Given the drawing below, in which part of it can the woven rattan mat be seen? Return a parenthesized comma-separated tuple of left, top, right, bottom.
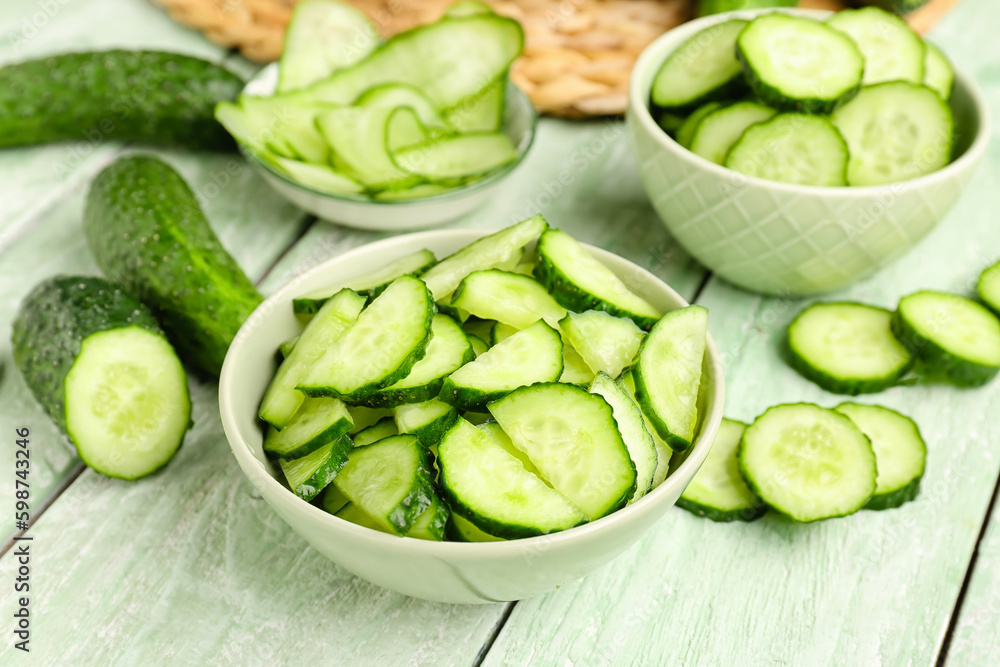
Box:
(152, 0, 960, 118)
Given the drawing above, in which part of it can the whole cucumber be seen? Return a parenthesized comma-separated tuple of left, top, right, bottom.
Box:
(0, 50, 242, 151)
(84, 155, 263, 377)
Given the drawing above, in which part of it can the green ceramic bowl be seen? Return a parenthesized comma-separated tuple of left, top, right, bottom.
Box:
(627, 8, 991, 296)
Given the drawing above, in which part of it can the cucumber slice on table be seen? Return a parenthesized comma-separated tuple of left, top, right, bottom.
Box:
(787, 302, 914, 395)
(826, 7, 926, 85)
(560, 310, 645, 379)
(333, 434, 435, 534)
(277, 0, 377, 92)
(739, 403, 877, 522)
(278, 433, 352, 501)
(725, 113, 849, 187)
(394, 133, 517, 183)
(394, 399, 459, 447)
(831, 82, 953, 187)
(439, 320, 564, 410)
(259, 289, 366, 429)
(353, 417, 398, 447)
(293, 248, 436, 315)
(590, 373, 658, 502)
(488, 383, 637, 519)
(534, 228, 661, 329)
(12, 276, 191, 481)
(923, 42, 955, 101)
(437, 419, 588, 539)
(737, 14, 863, 114)
(675, 102, 724, 149)
(298, 276, 435, 401)
(891, 291, 1000, 387)
(689, 101, 775, 165)
(650, 19, 748, 111)
(633, 305, 708, 452)
(979, 262, 1000, 317)
(263, 396, 353, 460)
(452, 270, 567, 329)
(835, 403, 926, 510)
(678, 419, 766, 522)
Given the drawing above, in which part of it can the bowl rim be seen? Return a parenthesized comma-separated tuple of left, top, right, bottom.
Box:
(627, 7, 992, 197)
(219, 228, 725, 555)
(236, 62, 539, 207)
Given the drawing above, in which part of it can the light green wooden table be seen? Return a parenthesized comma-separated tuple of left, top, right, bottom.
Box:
(0, 0, 997, 664)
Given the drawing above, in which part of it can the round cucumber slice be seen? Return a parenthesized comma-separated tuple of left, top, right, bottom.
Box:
(678, 419, 766, 522)
(650, 19, 748, 111)
(826, 7, 926, 85)
(725, 113, 848, 187)
(689, 101, 775, 165)
(675, 102, 724, 149)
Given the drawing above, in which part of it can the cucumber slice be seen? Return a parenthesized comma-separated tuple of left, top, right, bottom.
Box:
(835, 403, 926, 510)
(335, 503, 391, 533)
(468, 335, 489, 357)
(560, 342, 597, 386)
(355, 83, 451, 132)
(737, 14, 863, 114)
(590, 372, 658, 502)
(293, 249, 436, 315)
(787, 302, 914, 395)
(488, 383, 637, 519)
(678, 419, 766, 522)
(263, 396, 353, 460)
(394, 399, 458, 447)
(650, 19, 748, 111)
(675, 102, 724, 149)
(334, 434, 435, 534)
(831, 82, 953, 187)
(437, 419, 588, 538)
(277, 336, 298, 361)
(490, 321, 518, 346)
(347, 406, 393, 434)
(462, 317, 495, 342)
(739, 403, 877, 522)
(827, 7, 925, 85)
(421, 213, 548, 301)
(299, 276, 435, 400)
(316, 106, 423, 190)
(278, 434, 352, 501)
(725, 113, 849, 187)
(361, 314, 474, 408)
(690, 101, 775, 165)
(634, 305, 708, 452)
(452, 270, 567, 329)
(393, 132, 517, 182)
(892, 291, 1000, 387)
(560, 310, 645, 379)
(479, 421, 541, 477)
(439, 320, 564, 410)
(259, 288, 366, 429)
(277, 0, 377, 93)
(261, 154, 364, 196)
(621, 371, 672, 489)
(373, 184, 451, 201)
(534, 228, 661, 329)
(353, 417, 398, 447)
(449, 514, 504, 542)
(405, 495, 449, 541)
(318, 483, 351, 514)
(978, 262, 1000, 317)
(923, 42, 955, 101)
(235, 97, 334, 163)
(444, 77, 506, 133)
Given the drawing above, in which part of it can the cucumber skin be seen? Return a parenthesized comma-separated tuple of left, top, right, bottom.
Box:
(676, 497, 768, 522)
(11, 276, 191, 468)
(263, 412, 353, 460)
(405, 496, 450, 541)
(281, 435, 352, 501)
(0, 51, 241, 151)
(864, 477, 921, 511)
(84, 155, 263, 377)
(890, 303, 1000, 388)
(397, 406, 459, 448)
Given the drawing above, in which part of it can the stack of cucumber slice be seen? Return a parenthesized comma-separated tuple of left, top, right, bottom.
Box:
(257, 215, 713, 540)
(650, 8, 957, 187)
(215, 0, 525, 200)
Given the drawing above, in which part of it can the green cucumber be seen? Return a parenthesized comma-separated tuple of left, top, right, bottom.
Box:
(316, 106, 423, 190)
(443, 76, 506, 133)
(590, 372, 658, 502)
(0, 50, 242, 150)
(621, 371, 672, 489)
(393, 132, 517, 182)
(335, 503, 390, 533)
(650, 19, 748, 112)
(263, 396, 353, 460)
(318, 483, 351, 514)
(560, 342, 597, 386)
(278, 433, 352, 501)
(559, 310, 645, 379)
(394, 399, 459, 447)
(405, 495, 450, 541)
(84, 155, 263, 377)
(677, 419, 766, 522)
(355, 83, 451, 132)
(725, 114, 849, 187)
(11, 276, 191, 480)
(468, 335, 489, 357)
(827, 7, 926, 85)
(452, 270, 567, 329)
(979, 261, 1000, 317)
(220, 96, 334, 163)
(259, 154, 364, 196)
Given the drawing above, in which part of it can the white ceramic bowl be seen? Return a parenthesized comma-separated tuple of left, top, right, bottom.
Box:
(238, 64, 537, 231)
(627, 8, 991, 296)
(219, 230, 725, 604)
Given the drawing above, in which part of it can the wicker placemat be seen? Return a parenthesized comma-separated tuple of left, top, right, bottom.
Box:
(152, 0, 960, 118)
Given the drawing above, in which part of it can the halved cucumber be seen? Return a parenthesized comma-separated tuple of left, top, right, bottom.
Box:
(678, 419, 766, 522)
(979, 261, 1000, 317)
(689, 101, 775, 165)
(394, 133, 517, 183)
(737, 14, 863, 114)
(394, 398, 458, 447)
(633, 305, 708, 452)
(923, 42, 955, 101)
(590, 372, 658, 502)
(439, 320, 564, 410)
(725, 113, 849, 187)
(259, 288, 366, 429)
(739, 403, 877, 522)
(452, 270, 567, 329)
(826, 7, 925, 85)
(437, 419, 588, 539)
(534, 228, 660, 329)
(675, 102, 724, 149)
(891, 290, 1000, 387)
(831, 82, 953, 187)
(560, 310, 645, 379)
(352, 417, 398, 447)
(298, 276, 435, 401)
(650, 19, 748, 111)
(835, 403, 926, 510)
(479, 421, 541, 477)
(262, 396, 353, 460)
(488, 383, 637, 519)
(278, 433, 352, 501)
(787, 302, 914, 395)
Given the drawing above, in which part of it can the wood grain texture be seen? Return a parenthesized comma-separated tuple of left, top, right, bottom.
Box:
(947, 496, 1000, 666)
